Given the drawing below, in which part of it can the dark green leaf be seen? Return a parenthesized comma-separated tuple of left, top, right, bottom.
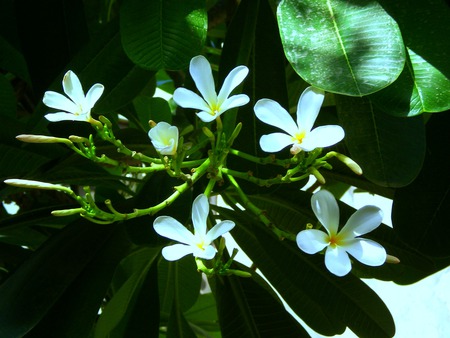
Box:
(0, 219, 119, 337)
(336, 95, 425, 187)
(392, 112, 450, 257)
(277, 0, 405, 96)
(166, 299, 197, 338)
(120, 0, 207, 70)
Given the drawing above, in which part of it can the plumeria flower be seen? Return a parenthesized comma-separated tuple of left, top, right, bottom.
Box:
(173, 55, 250, 123)
(43, 70, 104, 122)
(153, 194, 235, 261)
(148, 122, 179, 155)
(254, 86, 345, 154)
(296, 190, 386, 277)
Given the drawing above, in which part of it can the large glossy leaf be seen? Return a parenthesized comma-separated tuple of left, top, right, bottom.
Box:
(371, 0, 450, 116)
(217, 203, 395, 337)
(166, 299, 197, 338)
(215, 273, 310, 337)
(336, 95, 425, 187)
(277, 0, 405, 96)
(94, 247, 160, 338)
(392, 112, 450, 257)
(0, 220, 119, 337)
(0, 35, 30, 82)
(24, 225, 130, 338)
(120, 0, 207, 70)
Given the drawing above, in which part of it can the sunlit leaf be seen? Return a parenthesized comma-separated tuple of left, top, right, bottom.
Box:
(277, 0, 405, 96)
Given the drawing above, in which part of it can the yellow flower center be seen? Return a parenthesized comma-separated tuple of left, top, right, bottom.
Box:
(292, 130, 306, 144)
(328, 234, 341, 248)
(209, 103, 220, 116)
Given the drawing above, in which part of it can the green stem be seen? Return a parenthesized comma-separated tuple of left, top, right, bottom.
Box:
(228, 148, 292, 167)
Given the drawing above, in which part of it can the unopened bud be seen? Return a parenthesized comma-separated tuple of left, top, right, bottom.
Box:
(52, 208, 84, 216)
(99, 115, 113, 128)
(228, 269, 252, 278)
(4, 179, 73, 194)
(16, 134, 72, 145)
(227, 122, 242, 146)
(202, 127, 215, 140)
(69, 135, 89, 143)
(148, 120, 157, 128)
(335, 153, 363, 175)
(385, 254, 400, 264)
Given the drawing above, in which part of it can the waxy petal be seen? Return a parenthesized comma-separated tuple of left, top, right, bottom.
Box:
(162, 244, 194, 261)
(173, 88, 211, 112)
(196, 110, 217, 123)
(190, 55, 217, 105)
(62, 70, 85, 104)
(192, 245, 217, 260)
(85, 83, 104, 109)
(45, 112, 88, 122)
(343, 238, 387, 267)
(192, 194, 209, 237)
(296, 86, 325, 133)
(301, 125, 345, 151)
(217, 65, 249, 104)
(296, 229, 329, 254)
(259, 133, 294, 153)
(219, 94, 250, 113)
(311, 190, 340, 236)
(254, 99, 298, 137)
(324, 246, 352, 277)
(153, 216, 196, 245)
(148, 122, 179, 155)
(205, 220, 235, 244)
(340, 205, 383, 238)
(43, 91, 78, 114)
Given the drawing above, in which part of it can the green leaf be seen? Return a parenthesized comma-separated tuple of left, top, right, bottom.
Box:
(392, 112, 450, 257)
(372, 0, 450, 115)
(94, 247, 160, 338)
(215, 274, 310, 337)
(0, 35, 30, 82)
(217, 204, 395, 337)
(166, 299, 197, 338)
(133, 96, 172, 131)
(24, 225, 130, 338)
(277, 0, 405, 96)
(120, 0, 207, 70)
(158, 257, 202, 317)
(0, 220, 119, 337)
(184, 293, 220, 334)
(336, 95, 425, 187)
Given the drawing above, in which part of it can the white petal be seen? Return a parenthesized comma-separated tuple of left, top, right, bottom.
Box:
(339, 206, 383, 238)
(219, 94, 250, 112)
(161, 244, 194, 261)
(217, 65, 249, 104)
(296, 229, 329, 254)
(205, 220, 235, 244)
(311, 190, 340, 236)
(85, 83, 104, 109)
(153, 216, 195, 245)
(189, 55, 217, 105)
(62, 70, 85, 104)
(44, 112, 88, 122)
(296, 86, 325, 133)
(173, 88, 211, 112)
(193, 245, 216, 260)
(43, 91, 78, 113)
(151, 138, 176, 155)
(300, 125, 345, 151)
(196, 111, 217, 123)
(259, 133, 294, 153)
(343, 238, 386, 266)
(191, 194, 209, 236)
(254, 99, 298, 137)
(324, 246, 352, 277)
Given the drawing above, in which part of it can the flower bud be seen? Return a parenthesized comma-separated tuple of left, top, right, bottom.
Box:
(4, 179, 73, 194)
(69, 135, 89, 143)
(16, 134, 72, 145)
(385, 254, 400, 264)
(51, 208, 84, 216)
(334, 153, 363, 175)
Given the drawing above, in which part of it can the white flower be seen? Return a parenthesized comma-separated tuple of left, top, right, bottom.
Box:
(148, 122, 179, 155)
(296, 190, 386, 277)
(254, 86, 345, 154)
(173, 55, 250, 123)
(153, 194, 235, 261)
(43, 70, 104, 122)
